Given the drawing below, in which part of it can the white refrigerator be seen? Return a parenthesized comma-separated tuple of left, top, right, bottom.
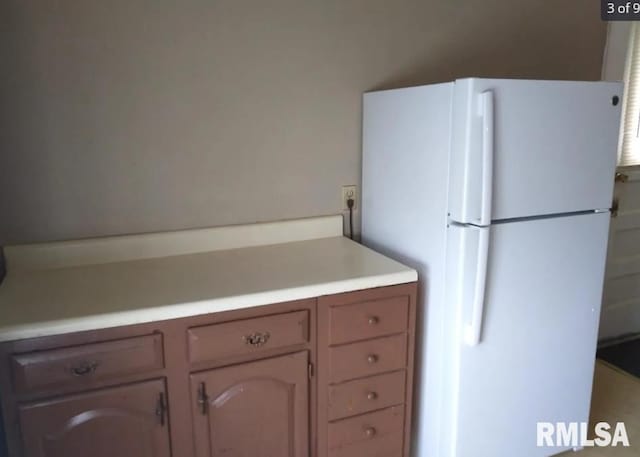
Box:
(361, 78, 622, 457)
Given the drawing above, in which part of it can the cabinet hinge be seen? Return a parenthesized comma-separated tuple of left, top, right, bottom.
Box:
(308, 363, 314, 378)
(155, 392, 167, 426)
(612, 197, 619, 217)
(615, 172, 629, 183)
(197, 382, 208, 415)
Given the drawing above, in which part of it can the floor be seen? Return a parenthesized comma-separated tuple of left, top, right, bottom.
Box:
(561, 360, 640, 456)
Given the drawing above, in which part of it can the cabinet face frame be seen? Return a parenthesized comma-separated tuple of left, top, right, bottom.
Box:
(0, 284, 416, 457)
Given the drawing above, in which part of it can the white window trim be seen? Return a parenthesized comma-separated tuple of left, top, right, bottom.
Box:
(618, 23, 640, 167)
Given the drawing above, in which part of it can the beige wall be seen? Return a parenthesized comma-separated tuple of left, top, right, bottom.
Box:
(0, 0, 607, 245)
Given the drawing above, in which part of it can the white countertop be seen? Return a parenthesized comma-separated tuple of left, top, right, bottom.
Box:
(0, 217, 417, 342)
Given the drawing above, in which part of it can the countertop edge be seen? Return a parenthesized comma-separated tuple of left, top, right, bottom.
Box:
(0, 270, 417, 343)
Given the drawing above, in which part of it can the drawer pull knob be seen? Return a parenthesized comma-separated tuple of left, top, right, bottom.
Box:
(70, 361, 98, 377)
(365, 427, 377, 437)
(367, 391, 378, 400)
(243, 332, 271, 347)
(367, 354, 378, 364)
(368, 316, 379, 325)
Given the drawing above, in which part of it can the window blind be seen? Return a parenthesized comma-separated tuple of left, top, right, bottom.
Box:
(620, 23, 640, 167)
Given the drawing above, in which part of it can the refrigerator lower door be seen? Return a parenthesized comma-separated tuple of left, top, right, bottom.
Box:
(449, 211, 610, 457)
(448, 78, 621, 224)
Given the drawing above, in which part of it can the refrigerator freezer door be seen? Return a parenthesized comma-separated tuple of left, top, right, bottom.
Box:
(449, 212, 610, 457)
(448, 78, 621, 224)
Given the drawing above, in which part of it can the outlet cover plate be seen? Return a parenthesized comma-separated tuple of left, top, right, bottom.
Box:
(342, 185, 357, 211)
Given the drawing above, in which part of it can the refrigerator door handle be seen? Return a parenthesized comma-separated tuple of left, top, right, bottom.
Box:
(464, 226, 490, 346)
(478, 90, 494, 226)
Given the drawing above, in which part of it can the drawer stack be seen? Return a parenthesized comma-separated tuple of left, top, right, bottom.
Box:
(318, 284, 417, 457)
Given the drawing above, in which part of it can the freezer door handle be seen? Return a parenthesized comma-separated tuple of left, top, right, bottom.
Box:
(464, 226, 491, 346)
(478, 90, 494, 226)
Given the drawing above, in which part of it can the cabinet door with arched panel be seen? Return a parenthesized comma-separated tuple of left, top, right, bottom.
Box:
(190, 351, 309, 457)
(18, 379, 170, 457)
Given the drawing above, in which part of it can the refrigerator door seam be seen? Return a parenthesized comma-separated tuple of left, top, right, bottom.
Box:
(490, 209, 605, 225)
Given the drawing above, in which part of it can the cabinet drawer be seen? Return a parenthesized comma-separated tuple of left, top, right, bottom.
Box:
(328, 405, 405, 457)
(11, 334, 164, 394)
(329, 334, 407, 383)
(188, 310, 309, 364)
(328, 370, 405, 421)
(329, 295, 409, 345)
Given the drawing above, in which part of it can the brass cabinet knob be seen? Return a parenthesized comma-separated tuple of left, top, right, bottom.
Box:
(365, 427, 377, 437)
(367, 391, 378, 400)
(367, 354, 378, 364)
(242, 331, 270, 347)
(368, 316, 379, 325)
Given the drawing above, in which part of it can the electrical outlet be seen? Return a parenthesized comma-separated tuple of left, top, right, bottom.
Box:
(342, 185, 357, 211)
